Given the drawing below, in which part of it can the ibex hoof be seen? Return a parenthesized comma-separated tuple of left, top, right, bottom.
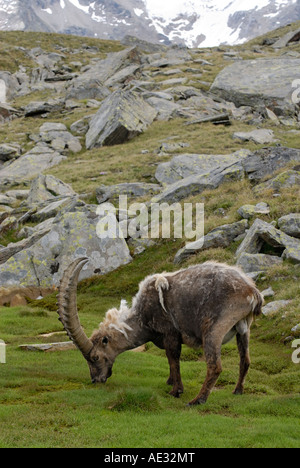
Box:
(187, 398, 207, 406)
(233, 388, 244, 395)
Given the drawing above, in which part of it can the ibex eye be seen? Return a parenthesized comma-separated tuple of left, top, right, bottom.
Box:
(102, 337, 109, 345)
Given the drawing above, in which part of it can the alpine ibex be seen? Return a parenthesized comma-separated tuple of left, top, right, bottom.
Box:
(58, 258, 263, 405)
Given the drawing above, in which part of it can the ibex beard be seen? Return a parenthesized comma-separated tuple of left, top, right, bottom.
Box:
(58, 258, 263, 405)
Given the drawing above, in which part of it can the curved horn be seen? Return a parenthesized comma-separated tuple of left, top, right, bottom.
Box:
(57, 257, 93, 359)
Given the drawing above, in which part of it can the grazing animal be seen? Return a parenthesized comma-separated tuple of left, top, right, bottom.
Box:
(58, 258, 263, 405)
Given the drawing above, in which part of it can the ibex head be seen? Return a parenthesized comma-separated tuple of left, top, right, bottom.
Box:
(57, 258, 134, 385)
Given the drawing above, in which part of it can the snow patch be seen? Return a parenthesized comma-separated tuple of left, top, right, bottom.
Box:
(67, 0, 90, 14)
(42, 8, 53, 15)
(142, 0, 285, 47)
(134, 8, 144, 17)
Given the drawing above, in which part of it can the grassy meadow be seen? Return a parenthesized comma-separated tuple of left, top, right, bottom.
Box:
(0, 28, 300, 448)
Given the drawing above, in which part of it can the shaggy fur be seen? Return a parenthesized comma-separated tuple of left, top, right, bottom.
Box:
(58, 260, 264, 405)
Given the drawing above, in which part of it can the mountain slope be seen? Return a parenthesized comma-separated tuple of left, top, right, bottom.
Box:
(0, 0, 300, 47)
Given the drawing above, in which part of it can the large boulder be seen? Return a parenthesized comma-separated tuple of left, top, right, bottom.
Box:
(26, 174, 76, 206)
(153, 151, 250, 203)
(174, 220, 248, 264)
(0, 144, 22, 162)
(254, 170, 300, 193)
(242, 147, 300, 182)
(67, 47, 142, 100)
(155, 151, 251, 186)
(236, 219, 300, 264)
(0, 72, 21, 102)
(0, 209, 132, 288)
(211, 58, 300, 116)
(278, 214, 300, 239)
(24, 99, 64, 117)
(233, 129, 276, 145)
(236, 252, 283, 274)
(237, 203, 270, 219)
(96, 182, 161, 204)
(39, 122, 82, 153)
(0, 144, 66, 186)
(86, 89, 157, 149)
(272, 28, 300, 49)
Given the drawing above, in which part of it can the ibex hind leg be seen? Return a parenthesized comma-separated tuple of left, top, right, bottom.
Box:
(164, 334, 184, 398)
(233, 330, 251, 395)
(188, 331, 223, 406)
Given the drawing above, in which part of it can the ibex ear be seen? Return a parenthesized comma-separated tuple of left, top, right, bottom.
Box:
(102, 336, 109, 346)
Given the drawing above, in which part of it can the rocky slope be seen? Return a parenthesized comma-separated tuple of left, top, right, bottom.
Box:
(0, 0, 300, 47)
(0, 23, 299, 339)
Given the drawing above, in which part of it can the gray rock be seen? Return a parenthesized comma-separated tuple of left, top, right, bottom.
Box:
(145, 96, 181, 121)
(211, 58, 300, 116)
(156, 142, 190, 155)
(39, 124, 82, 153)
(0, 103, 21, 123)
(0, 210, 132, 288)
(0, 144, 22, 162)
(30, 197, 81, 223)
(5, 190, 29, 200)
(238, 202, 270, 219)
(261, 287, 275, 298)
(86, 89, 157, 149)
(70, 116, 93, 135)
(0, 144, 67, 186)
(19, 342, 76, 352)
(262, 300, 292, 316)
(154, 151, 251, 203)
(24, 99, 64, 117)
(272, 28, 300, 49)
(233, 129, 276, 145)
(236, 219, 300, 264)
(26, 174, 76, 206)
(236, 252, 283, 274)
(66, 80, 110, 101)
(96, 182, 161, 204)
(155, 150, 251, 186)
(105, 64, 141, 88)
(0, 194, 16, 206)
(254, 170, 300, 193)
(0, 229, 51, 265)
(0, 71, 21, 101)
(174, 220, 248, 264)
(39, 122, 67, 133)
(67, 47, 141, 100)
(242, 147, 300, 182)
(291, 324, 300, 333)
(0, 216, 18, 234)
(127, 238, 156, 255)
(278, 214, 300, 239)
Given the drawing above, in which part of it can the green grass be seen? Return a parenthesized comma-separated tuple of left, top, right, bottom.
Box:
(0, 315, 299, 448)
(1, 234, 299, 448)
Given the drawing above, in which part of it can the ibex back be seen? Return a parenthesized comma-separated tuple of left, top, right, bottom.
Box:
(58, 259, 263, 405)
